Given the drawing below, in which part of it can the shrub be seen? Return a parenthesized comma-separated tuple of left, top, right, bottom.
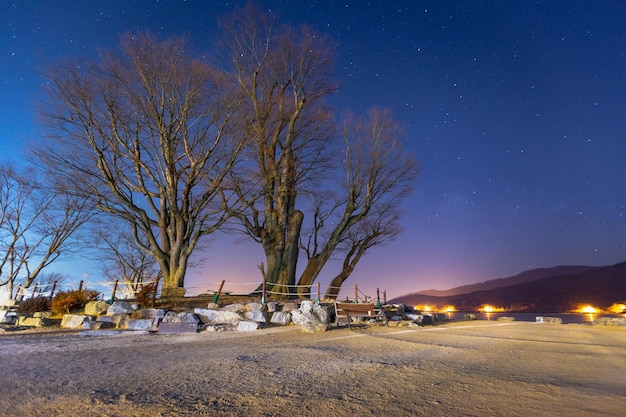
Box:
(17, 295, 50, 314)
(50, 289, 100, 315)
(136, 282, 158, 307)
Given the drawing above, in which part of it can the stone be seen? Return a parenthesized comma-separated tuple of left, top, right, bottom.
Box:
(82, 321, 102, 330)
(282, 302, 298, 312)
(300, 300, 314, 314)
(107, 301, 138, 315)
(158, 322, 198, 334)
(33, 311, 53, 318)
(246, 302, 265, 312)
(61, 314, 91, 328)
(299, 321, 329, 333)
(194, 308, 244, 324)
(312, 303, 333, 323)
(536, 317, 562, 324)
(222, 303, 246, 313)
(96, 314, 129, 328)
(266, 301, 280, 312)
(16, 316, 49, 328)
(594, 317, 626, 327)
(245, 310, 268, 323)
(84, 300, 110, 316)
(162, 311, 200, 324)
(125, 318, 159, 331)
(131, 308, 166, 320)
(236, 321, 259, 331)
(206, 302, 220, 309)
(497, 316, 516, 321)
(290, 309, 309, 325)
(270, 311, 292, 325)
(0, 309, 16, 324)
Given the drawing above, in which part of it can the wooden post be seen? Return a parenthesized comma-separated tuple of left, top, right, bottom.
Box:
(383, 290, 387, 305)
(213, 280, 225, 304)
(14, 284, 22, 300)
(50, 281, 58, 299)
(32, 283, 38, 298)
(316, 282, 321, 303)
(110, 280, 118, 302)
(354, 284, 358, 303)
(78, 280, 83, 291)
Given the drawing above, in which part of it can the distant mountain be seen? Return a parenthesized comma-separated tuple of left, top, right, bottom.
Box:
(390, 262, 626, 312)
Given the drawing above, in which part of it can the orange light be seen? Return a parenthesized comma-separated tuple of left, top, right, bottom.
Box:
(578, 305, 598, 314)
(482, 305, 494, 313)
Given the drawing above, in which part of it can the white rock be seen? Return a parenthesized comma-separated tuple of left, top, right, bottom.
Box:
(300, 300, 314, 314)
(125, 318, 158, 331)
(245, 310, 268, 323)
(84, 300, 110, 316)
(107, 301, 138, 315)
(236, 321, 259, 331)
(194, 308, 244, 324)
(270, 311, 292, 325)
(131, 308, 166, 320)
(61, 314, 90, 328)
(162, 311, 199, 324)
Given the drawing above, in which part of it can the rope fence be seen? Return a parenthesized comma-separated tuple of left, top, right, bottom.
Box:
(8, 279, 388, 305)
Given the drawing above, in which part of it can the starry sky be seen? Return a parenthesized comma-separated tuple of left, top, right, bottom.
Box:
(2, 1, 625, 298)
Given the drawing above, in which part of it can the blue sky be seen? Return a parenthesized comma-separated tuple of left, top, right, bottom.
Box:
(2, 1, 625, 298)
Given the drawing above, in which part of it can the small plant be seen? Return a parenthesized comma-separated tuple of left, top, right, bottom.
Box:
(50, 289, 100, 315)
(136, 282, 158, 307)
(17, 295, 50, 314)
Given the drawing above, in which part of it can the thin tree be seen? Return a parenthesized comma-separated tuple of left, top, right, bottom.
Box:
(33, 34, 242, 296)
(0, 164, 91, 300)
(219, 4, 336, 295)
(297, 108, 419, 298)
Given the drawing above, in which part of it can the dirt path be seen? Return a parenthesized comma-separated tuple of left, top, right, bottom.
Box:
(1, 321, 625, 416)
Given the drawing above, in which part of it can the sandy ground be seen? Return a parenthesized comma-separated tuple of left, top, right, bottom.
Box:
(1, 320, 625, 417)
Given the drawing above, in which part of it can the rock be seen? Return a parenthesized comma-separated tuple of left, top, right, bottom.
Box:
(194, 308, 244, 324)
(312, 303, 333, 323)
(222, 303, 245, 313)
(125, 318, 159, 331)
(497, 316, 516, 321)
(246, 302, 265, 312)
(290, 309, 309, 325)
(84, 300, 110, 316)
(82, 321, 102, 330)
(266, 301, 280, 312)
(464, 314, 476, 320)
(299, 321, 329, 333)
(282, 302, 299, 312)
(594, 317, 626, 327)
(237, 321, 259, 331)
(96, 314, 129, 329)
(17, 316, 50, 328)
(162, 311, 199, 324)
(33, 311, 53, 318)
(107, 301, 138, 315)
(131, 308, 166, 320)
(206, 302, 220, 309)
(245, 310, 268, 323)
(158, 322, 198, 334)
(270, 311, 292, 325)
(300, 300, 314, 314)
(61, 314, 91, 328)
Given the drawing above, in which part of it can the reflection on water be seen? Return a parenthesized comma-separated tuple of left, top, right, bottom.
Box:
(446, 312, 624, 324)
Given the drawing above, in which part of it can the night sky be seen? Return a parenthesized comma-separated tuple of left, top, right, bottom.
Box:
(2, 1, 625, 298)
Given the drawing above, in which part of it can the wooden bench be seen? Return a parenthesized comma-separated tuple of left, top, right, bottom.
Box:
(334, 302, 388, 329)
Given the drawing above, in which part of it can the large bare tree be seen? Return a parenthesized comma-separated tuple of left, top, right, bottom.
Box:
(0, 164, 91, 300)
(219, 4, 336, 295)
(33, 34, 242, 296)
(297, 109, 419, 298)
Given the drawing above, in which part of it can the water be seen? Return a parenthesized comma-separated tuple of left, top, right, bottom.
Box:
(443, 312, 626, 324)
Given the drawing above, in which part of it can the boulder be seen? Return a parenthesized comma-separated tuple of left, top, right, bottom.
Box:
(236, 321, 259, 331)
(194, 307, 244, 324)
(300, 300, 314, 314)
(107, 301, 138, 315)
(125, 318, 159, 331)
(84, 300, 110, 316)
(536, 317, 562, 324)
(245, 310, 268, 323)
(162, 311, 199, 324)
(246, 302, 265, 312)
(61, 314, 91, 328)
(206, 302, 220, 309)
(96, 314, 129, 328)
(33, 311, 53, 318)
(266, 301, 280, 313)
(312, 303, 333, 323)
(270, 311, 292, 325)
(222, 303, 245, 313)
(131, 308, 166, 320)
(299, 321, 329, 333)
(281, 302, 299, 312)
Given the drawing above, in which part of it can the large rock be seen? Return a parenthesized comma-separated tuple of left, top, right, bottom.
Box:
(245, 310, 268, 323)
(194, 308, 244, 324)
(125, 318, 159, 331)
(299, 321, 330, 333)
(312, 303, 333, 323)
(281, 302, 299, 312)
(536, 317, 562, 324)
(246, 302, 265, 312)
(270, 311, 292, 325)
(131, 308, 166, 320)
(107, 301, 138, 315)
(162, 311, 199, 324)
(222, 303, 245, 313)
(84, 300, 110, 316)
(61, 314, 91, 328)
(266, 301, 280, 313)
(236, 321, 259, 331)
(96, 314, 129, 329)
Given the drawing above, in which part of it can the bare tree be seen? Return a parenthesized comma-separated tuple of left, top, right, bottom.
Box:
(297, 108, 419, 298)
(91, 219, 161, 299)
(0, 164, 91, 300)
(219, 4, 336, 295)
(33, 34, 242, 296)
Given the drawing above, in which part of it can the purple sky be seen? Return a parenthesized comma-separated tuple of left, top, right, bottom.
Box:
(2, 1, 625, 299)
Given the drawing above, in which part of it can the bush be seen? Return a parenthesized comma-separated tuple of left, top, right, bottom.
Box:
(50, 289, 100, 315)
(17, 295, 50, 314)
(136, 282, 158, 307)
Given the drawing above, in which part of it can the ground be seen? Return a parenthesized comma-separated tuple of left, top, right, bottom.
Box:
(1, 321, 625, 416)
